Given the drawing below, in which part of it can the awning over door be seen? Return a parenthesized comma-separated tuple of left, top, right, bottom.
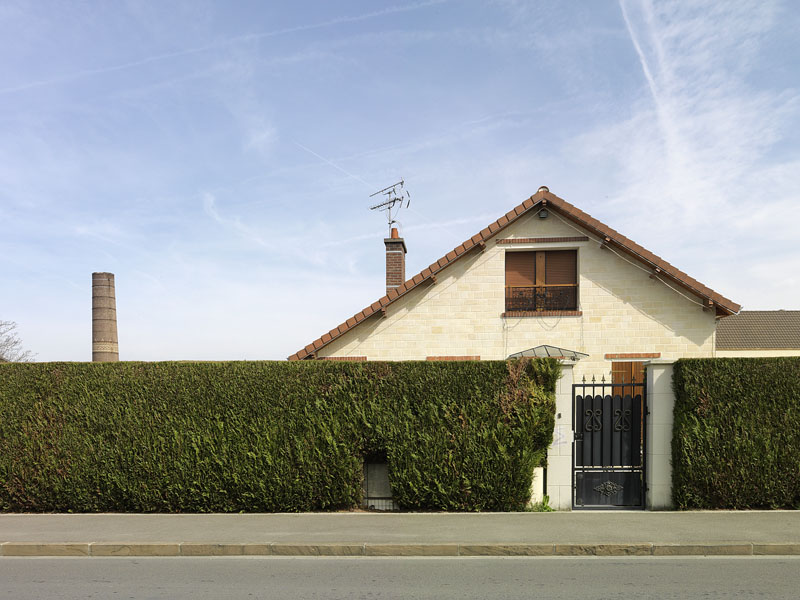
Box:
(507, 345, 589, 360)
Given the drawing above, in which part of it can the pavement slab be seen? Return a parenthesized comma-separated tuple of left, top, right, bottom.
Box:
(1, 511, 798, 557)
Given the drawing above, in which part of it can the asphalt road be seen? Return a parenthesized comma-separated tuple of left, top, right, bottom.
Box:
(2, 556, 800, 599)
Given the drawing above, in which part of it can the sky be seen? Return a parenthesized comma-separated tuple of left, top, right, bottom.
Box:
(2, 0, 799, 362)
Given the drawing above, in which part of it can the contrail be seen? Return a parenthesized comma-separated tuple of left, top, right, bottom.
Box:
(0, 0, 447, 95)
(293, 141, 375, 190)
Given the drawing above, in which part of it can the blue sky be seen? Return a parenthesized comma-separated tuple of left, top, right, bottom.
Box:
(2, 0, 799, 361)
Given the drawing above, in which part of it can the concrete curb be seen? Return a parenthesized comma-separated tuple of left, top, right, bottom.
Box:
(2, 542, 800, 558)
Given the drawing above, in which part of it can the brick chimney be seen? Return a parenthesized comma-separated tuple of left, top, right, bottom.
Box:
(384, 227, 407, 294)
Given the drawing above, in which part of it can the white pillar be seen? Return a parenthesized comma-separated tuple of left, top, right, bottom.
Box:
(545, 360, 575, 510)
(645, 360, 675, 510)
(530, 466, 545, 505)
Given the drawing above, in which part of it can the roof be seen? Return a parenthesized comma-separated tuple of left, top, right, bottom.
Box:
(716, 310, 800, 350)
(507, 345, 590, 360)
(289, 188, 741, 360)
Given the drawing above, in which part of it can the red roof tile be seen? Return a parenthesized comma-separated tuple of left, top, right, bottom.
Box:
(288, 189, 741, 360)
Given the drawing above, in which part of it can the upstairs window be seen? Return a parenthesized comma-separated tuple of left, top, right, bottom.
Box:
(505, 250, 578, 312)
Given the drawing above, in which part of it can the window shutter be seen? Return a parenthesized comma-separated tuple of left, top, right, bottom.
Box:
(544, 250, 577, 285)
(612, 361, 631, 385)
(505, 251, 536, 286)
(612, 361, 645, 388)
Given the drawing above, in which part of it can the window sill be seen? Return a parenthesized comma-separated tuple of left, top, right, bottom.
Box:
(502, 310, 583, 318)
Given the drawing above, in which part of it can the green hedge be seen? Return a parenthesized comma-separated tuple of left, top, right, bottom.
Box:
(0, 359, 557, 512)
(672, 358, 800, 509)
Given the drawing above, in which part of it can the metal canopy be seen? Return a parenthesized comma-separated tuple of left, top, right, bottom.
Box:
(507, 345, 589, 360)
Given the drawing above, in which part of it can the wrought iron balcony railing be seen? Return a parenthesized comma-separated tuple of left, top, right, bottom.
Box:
(504, 285, 578, 312)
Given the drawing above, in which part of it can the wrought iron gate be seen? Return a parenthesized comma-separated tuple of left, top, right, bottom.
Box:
(573, 376, 647, 509)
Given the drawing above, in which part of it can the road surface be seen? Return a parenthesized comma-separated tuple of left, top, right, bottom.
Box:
(1, 556, 798, 599)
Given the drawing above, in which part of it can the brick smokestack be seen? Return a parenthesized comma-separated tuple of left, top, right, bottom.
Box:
(92, 272, 119, 362)
(384, 227, 407, 294)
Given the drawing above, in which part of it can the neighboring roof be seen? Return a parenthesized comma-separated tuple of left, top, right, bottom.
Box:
(507, 345, 590, 360)
(716, 310, 800, 350)
(289, 188, 741, 361)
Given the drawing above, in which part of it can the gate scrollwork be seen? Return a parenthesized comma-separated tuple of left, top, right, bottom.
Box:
(613, 408, 632, 432)
(584, 408, 602, 432)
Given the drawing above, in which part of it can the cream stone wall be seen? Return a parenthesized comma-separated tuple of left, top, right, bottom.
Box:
(319, 210, 718, 384)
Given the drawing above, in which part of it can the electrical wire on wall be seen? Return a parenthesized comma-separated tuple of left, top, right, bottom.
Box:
(551, 211, 710, 311)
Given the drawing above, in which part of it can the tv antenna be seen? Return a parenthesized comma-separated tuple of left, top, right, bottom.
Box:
(369, 179, 410, 234)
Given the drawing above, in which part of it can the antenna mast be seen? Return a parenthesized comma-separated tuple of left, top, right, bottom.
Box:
(369, 179, 410, 235)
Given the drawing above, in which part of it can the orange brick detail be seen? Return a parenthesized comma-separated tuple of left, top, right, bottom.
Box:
(497, 236, 589, 244)
(502, 311, 583, 318)
(604, 353, 661, 360)
(426, 356, 480, 361)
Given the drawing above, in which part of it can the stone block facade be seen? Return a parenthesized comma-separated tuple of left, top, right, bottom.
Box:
(319, 211, 717, 384)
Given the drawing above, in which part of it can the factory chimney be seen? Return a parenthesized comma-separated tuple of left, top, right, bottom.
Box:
(92, 272, 119, 362)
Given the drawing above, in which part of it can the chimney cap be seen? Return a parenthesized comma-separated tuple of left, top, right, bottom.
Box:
(385, 228, 407, 253)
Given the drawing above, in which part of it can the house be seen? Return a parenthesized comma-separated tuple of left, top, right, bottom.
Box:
(289, 187, 743, 511)
(716, 310, 800, 357)
(290, 186, 739, 383)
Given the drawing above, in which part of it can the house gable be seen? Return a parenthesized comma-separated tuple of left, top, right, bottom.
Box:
(289, 188, 740, 361)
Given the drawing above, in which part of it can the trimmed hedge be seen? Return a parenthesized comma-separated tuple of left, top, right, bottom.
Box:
(0, 359, 557, 512)
(672, 358, 800, 509)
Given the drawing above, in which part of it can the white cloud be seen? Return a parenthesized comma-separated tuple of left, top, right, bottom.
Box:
(558, 0, 800, 308)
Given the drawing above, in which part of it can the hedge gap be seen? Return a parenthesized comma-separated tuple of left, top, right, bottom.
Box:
(0, 359, 558, 512)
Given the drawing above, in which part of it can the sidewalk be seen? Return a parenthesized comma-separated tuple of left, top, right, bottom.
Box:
(2, 512, 799, 557)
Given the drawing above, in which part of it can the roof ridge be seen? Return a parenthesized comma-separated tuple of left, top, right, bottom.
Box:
(735, 309, 800, 313)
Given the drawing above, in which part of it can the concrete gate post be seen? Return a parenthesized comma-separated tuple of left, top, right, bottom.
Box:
(540, 360, 575, 510)
(645, 360, 676, 509)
